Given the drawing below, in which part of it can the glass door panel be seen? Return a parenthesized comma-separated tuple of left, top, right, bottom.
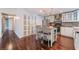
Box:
(2, 14, 14, 34)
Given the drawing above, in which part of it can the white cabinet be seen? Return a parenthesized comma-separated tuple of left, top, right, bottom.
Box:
(45, 16, 54, 22)
(77, 10, 79, 20)
(61, 27, 74, 37)
(62, 14, 65, 22)
(73, 27, 79, 49)
(49, 16, 54, 22)
(0, 15, 2, 38)
(62, 10, 79, 22)
(75, 32, 79, 49)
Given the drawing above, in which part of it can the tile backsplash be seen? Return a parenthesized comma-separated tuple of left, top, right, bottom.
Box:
(62, 22, 79, 27)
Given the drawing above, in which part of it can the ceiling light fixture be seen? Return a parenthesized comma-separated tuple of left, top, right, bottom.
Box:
(40, 10, 43, 13)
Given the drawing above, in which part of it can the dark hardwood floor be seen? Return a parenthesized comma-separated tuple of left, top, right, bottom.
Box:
(0, 30, 75, 50)
(50, 35, 75, 50)
(18, 34, 75, 50)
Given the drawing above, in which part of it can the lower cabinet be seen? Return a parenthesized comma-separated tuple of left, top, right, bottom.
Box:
(61, 27, 74, 38)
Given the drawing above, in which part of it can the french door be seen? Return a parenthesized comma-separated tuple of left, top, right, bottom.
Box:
(2, 14, 14, 34)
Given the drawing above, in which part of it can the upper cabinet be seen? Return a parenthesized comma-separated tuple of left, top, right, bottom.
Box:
(45, 9, 79, 23)
(62, 10, 79, 22)
(50, 16, 54, 22)
(45, 15, 54, 23)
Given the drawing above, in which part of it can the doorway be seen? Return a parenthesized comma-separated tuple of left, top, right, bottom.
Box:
(2, 13, 15, 34)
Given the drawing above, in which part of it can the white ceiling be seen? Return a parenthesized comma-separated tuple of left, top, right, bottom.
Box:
(26, 8, 78, 16)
